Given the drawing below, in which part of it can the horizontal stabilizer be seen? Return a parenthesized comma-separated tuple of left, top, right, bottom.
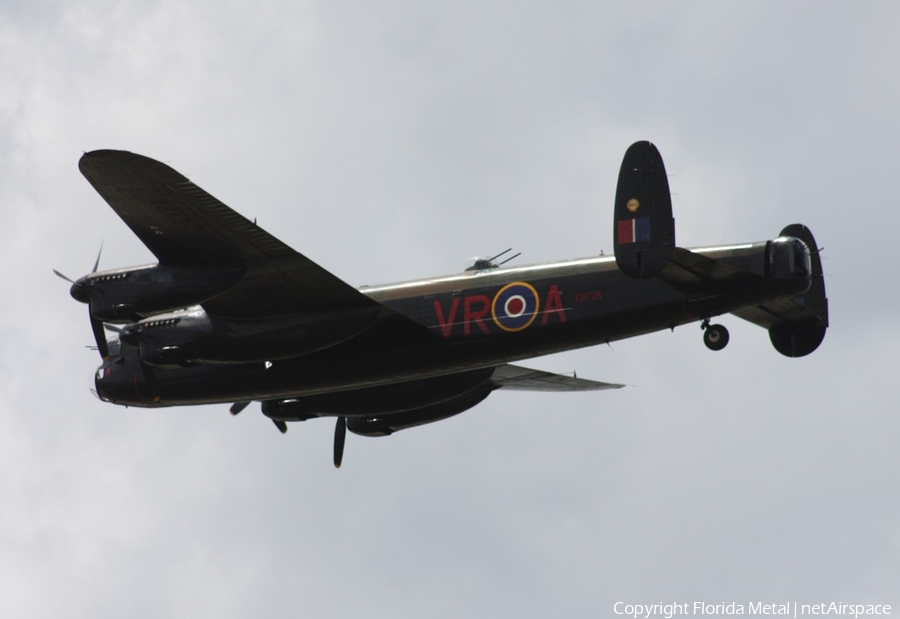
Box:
(658, 247, 760, 292)
(490, 364, 624, 392)
(614, 141, 675, 278)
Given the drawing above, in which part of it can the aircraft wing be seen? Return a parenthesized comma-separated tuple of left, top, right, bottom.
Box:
(79, 150, 379, 319)
(490, 364, 624, 392)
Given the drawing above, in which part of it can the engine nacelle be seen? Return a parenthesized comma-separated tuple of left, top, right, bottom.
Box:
(118, 307, 212, 366)
(72, 264, 244, 321)
(120, 305, 381, 367)
(346, 384, 494, 436)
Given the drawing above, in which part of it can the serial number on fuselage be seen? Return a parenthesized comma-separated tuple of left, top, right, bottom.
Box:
(574, 290, 603, 303)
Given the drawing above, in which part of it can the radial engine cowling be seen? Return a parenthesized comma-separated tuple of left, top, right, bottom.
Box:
(73, 264, 244, 322)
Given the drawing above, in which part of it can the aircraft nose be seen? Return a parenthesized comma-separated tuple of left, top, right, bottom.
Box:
(93, 360, 133, 404)
(94, 364, 112, 402)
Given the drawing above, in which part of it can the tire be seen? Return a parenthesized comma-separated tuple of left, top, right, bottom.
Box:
(703, 324, 729, 351)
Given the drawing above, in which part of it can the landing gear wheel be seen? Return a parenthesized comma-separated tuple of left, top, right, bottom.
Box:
(703, 323, 729, 351)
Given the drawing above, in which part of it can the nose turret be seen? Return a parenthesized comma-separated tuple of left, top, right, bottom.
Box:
(93, 346, 157, 406)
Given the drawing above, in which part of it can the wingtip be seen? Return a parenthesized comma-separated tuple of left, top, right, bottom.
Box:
(78, 149, 188, 185)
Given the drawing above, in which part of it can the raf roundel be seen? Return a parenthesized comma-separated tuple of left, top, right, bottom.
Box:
(491, 282, 540, 332)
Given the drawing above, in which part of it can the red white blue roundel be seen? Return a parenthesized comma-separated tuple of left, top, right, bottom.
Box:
(491, 282, 540, 332)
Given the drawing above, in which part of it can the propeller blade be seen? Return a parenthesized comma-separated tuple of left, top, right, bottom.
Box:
(89, 312, 110, 359)
(272, 419, 288, 434)
(230, 401, 250, 416)
(92, 241, 104, 273)
(334, 416, 347, 468)
(53, 269, 75, 284)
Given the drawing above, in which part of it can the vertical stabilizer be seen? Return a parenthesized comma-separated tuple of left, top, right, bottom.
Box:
(614, 141, 675, 278)
(768, 224, 829, 357)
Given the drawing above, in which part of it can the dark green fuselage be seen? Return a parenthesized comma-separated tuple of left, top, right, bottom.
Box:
(95, 240, 806, 408)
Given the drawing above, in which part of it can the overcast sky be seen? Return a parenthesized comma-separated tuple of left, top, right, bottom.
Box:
(1, 1, 898, 617)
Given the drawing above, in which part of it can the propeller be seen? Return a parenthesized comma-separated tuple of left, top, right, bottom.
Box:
(334, 416, 347, 468)
(92, 241, 103, 274)
(229, 401, 250, 416)
(90, 310, 110, 359)
(53, 269, 75, 284)
(56, 275, 113, 359)
(55, 244, 109, 359)
(53, 242, 103, 301)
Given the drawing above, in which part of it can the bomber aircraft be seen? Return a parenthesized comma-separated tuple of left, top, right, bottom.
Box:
(58, 142, 829, 467)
